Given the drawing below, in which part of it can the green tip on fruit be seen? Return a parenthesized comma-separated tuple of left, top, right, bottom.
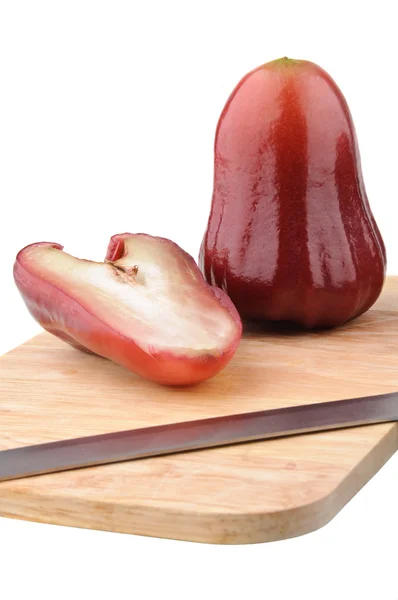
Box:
(259, 56, 308, 75)
(272, 56, 302, 66)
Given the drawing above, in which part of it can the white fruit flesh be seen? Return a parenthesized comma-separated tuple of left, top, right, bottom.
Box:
(21, 236, 238, 357)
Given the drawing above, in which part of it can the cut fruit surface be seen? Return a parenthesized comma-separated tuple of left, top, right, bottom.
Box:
(14, 234, 242, 385)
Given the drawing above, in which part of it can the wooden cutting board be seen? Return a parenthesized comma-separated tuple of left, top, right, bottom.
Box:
(1, 278, 397, 544)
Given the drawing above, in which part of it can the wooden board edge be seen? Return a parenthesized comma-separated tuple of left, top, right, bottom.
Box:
(1, 423, 397, 544)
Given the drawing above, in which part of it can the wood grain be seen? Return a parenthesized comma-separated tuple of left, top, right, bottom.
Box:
(0, 278, 397, 544)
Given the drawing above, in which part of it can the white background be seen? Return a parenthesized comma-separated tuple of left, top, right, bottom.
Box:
(1, 1, 397, 599)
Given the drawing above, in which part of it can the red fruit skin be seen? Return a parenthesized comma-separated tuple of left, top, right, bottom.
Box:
(14, 236, 242, 386)
(200, 58, 386, 328)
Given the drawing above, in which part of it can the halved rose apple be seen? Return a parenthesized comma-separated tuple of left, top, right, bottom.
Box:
(13, 233, 242, 385)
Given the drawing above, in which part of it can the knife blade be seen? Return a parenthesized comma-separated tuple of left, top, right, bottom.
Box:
(1, 391, 397, 482)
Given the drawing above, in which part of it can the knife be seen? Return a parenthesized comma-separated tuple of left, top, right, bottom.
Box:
(1, 391, 397, 482)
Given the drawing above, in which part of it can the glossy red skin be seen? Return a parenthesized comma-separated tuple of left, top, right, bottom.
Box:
(14, 235, 242, 386)
(200, 58, 386, 328)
